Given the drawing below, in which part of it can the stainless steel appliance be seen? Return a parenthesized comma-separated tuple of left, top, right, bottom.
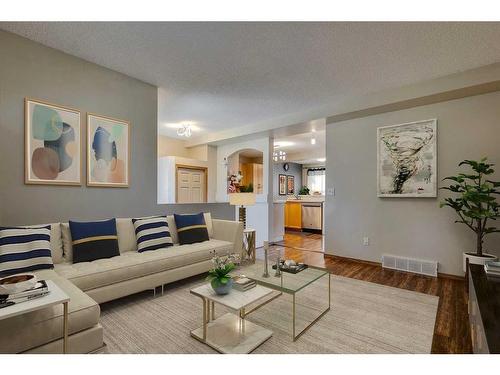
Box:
(301, 203, 322, 232)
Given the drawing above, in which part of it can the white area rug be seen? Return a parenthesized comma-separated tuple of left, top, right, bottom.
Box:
(99, 271, 438, 353)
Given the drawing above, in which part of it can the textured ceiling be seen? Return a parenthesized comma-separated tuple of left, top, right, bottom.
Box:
(2, 22, 500, 139)
(274, 130, 325, 163)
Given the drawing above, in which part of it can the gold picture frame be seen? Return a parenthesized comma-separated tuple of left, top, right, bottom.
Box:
(86, 113, 130, 188)
(24, 98, 82, 186)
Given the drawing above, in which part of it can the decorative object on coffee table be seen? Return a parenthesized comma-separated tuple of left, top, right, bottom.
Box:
(0, 274, 37, 295)
(440, 157, 499, 273)
(206, 251, 237, 295)
(274, 256, 281, 277)
(262, 241, 270, 278)
(272, 259, 309, 274)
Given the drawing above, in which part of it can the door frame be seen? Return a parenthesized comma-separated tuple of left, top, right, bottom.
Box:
(175, 164, 208, 203)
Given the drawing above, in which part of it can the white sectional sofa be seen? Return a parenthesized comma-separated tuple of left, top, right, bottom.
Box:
(0, 214, 243, 354)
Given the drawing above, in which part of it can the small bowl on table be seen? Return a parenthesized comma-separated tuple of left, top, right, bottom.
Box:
(0, 274, 37, 295)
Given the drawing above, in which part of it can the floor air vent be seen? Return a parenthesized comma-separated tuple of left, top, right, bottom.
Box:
(382, 254, 438, 277)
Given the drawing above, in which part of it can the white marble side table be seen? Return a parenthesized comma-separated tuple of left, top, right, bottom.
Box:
(190, 283, 273, 354)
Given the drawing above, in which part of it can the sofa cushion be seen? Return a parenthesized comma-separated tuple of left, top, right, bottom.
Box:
(54, 239, 233, 291)
(174, 213, 209, 245)
(62, 219, 137, 259)
(25, 223, 63, 264)
(116, 218, 137, 253)
(0, 226, 54, 277)
(0, 269, 100, 353)
(132, 216, 173, 252)
(166, 212, 213, 245)
(69, 219, 120, 264)
(204, 212, 214, 238)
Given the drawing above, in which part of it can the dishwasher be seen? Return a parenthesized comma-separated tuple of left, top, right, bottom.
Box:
(301, 203, 322, 233)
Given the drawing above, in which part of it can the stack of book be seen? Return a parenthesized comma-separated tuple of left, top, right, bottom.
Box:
(484, 261, 500, 277)
(233, 276, 256, 292)
(0, 280, 49, 308)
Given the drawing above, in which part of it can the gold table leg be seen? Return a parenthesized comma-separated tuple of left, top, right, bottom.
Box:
(292, 272, 331, 342)
(202, 298, 207, 341)
(63, 301, 68, 354)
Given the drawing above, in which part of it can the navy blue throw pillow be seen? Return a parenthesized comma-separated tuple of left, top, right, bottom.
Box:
(173, 213, 209, 245)
(69, 219, 120, 263)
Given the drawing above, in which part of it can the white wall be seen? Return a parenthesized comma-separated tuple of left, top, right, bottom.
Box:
(325, 90, 500, 276)
(157, 156, 211, 204)
(217, 137, 273, 247)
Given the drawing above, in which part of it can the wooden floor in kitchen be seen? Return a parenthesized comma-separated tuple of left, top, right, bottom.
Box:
(256, 231, 471, 354)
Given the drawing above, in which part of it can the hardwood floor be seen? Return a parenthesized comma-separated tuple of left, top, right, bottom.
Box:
(257, 231, 472, 354)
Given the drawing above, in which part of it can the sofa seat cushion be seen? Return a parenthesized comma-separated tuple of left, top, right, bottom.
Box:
(0, 269, 100, 353)
(54, 239, 233, 291)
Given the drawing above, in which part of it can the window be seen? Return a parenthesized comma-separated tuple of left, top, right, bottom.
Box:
(306, 168, 325, 195)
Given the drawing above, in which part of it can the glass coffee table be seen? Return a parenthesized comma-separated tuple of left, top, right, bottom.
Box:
(239, 263, 331, 341)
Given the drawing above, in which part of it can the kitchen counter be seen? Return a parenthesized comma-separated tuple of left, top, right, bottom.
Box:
(277, 199, 323, 233)
(274, 196, 325, 204)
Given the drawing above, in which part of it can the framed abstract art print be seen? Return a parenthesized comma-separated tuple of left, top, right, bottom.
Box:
(377, 119, 437, 197)
(25, 98, 82, 185)
(87, 113, 130, 187)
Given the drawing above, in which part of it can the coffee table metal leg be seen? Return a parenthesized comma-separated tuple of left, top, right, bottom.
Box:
(292, 272, 331, 342)
(202, 298, 207, 340)
(211, 301, 215, 320)
(292, 294, 296, 341)
(63, 301, 68, 354)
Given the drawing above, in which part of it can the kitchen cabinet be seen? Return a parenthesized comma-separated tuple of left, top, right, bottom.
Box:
(240, 162, 263, 194)
(284, 202, 302, 230)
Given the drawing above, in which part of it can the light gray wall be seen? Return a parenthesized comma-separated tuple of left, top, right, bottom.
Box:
(273, 162, 302, 200)
(325, 90, 500, 276)
(0, 30, 233, 225)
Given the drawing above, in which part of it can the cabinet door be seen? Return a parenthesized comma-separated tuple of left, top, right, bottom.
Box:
(285, 203, 302, 229)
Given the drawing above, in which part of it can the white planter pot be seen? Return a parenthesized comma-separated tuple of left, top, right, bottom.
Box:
(463, 252, 498, 273)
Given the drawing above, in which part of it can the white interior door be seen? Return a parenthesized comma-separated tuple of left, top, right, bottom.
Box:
(177, 167, 206, 203)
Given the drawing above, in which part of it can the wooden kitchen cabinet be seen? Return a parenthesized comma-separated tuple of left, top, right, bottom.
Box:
(285, 202, 302, 230)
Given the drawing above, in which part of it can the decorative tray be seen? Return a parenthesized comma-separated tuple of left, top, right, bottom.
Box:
(272, 262, 308, 274)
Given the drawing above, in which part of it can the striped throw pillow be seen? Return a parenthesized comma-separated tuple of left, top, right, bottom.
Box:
(0, 226, 54, 277)
(132, 216, 173, 252)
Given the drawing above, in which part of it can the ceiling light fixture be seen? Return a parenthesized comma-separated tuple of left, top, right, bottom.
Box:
(311, 137, 316, 145)
(177, 123, 192, 138)
(273, 150, 286, 162)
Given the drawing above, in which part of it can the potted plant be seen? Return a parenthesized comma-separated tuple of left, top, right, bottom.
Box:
(206, 251, 238, 295)
(440, 158, 500, 272)
(299, 186, 310, 195)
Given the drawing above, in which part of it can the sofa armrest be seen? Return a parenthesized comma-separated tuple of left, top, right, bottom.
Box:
(212, 219, 243, 256)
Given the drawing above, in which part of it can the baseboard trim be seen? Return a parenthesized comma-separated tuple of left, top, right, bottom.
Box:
(324, 253, 464, 280)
